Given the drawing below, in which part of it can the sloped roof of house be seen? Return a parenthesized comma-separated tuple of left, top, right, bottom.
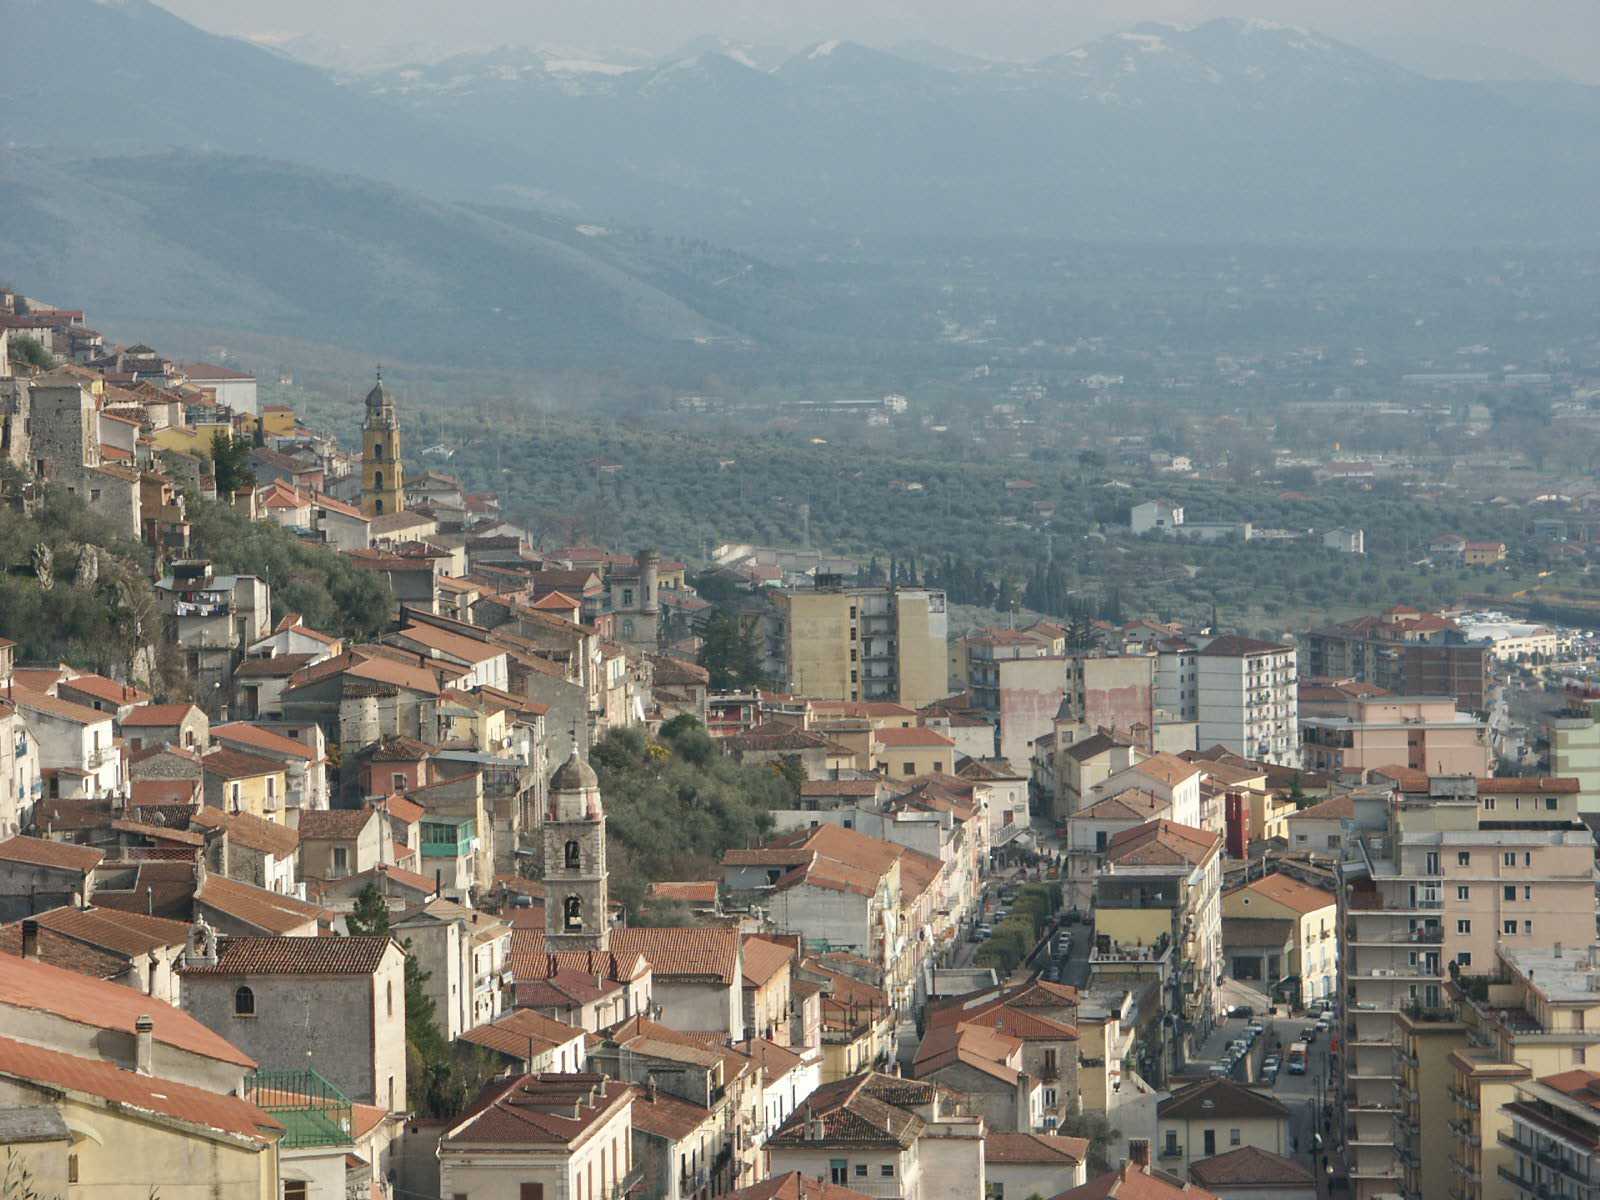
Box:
(627, 1082, 714, 1141)
(872, 726, 955, 748)
(1104, 819, 1220, 868)
(445, 1074, 631, 1145)
(458, 1008, 584, 1059)
(1158, 1077, 1290, 1121)
(723, 1173, 879, 1200)
(200, 748, 285, 781)
(647, 881, 719, 905)
(609, 927, 741, 983)
(1076, 788, 1168, 822)
(1196, 635, 1292, 657)
(1050, 1164, 1219, 1200)
(212, 722, 316, 761)
(741, 936, 794, 988)
(0, 1036, 280, 1143)
(1227, 872, 1336, 915)
(770, 1073, 948, 1149)
(0, 954, 255, 1066)
(985, 1132, 1091, 1165)
(1187, 1145, 1314, 1187)
(179, 934, 392, 976)
(1290, 795, 1355, 822)
(23, 905, 191, 957)
(196, 875, 327, 935)
(296, 808, 378, 840)
(0, 835, 103, 873)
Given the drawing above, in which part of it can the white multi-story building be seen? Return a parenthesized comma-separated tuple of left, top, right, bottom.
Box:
(1159, 635, 1298, 766)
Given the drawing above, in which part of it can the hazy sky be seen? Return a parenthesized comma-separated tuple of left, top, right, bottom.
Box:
(157, 0, 1600, 81)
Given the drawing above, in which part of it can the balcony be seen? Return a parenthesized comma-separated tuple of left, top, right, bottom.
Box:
(1449, 1157, 1483, 1185)
(1448, 1087, 1482, 1113)
(1449, 1119, 1482, 1148)
(1497, 1165, 1568, 1200)
(1499, 1134, 1598, 1186)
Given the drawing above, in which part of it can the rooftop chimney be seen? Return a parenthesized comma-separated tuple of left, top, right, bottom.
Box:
(20, 919, 38, 961)
(134, 1015, 154, 1075)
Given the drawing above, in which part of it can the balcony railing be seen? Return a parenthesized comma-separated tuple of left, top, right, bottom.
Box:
(1499, 1134, 1599, 1186)
(1497, 1165, 1568, 1200)
(1448, 1086, 1481, 1113)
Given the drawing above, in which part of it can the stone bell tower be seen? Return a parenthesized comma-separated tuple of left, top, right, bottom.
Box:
(542, 747, 609, 952)
(359, 370, 403, 518)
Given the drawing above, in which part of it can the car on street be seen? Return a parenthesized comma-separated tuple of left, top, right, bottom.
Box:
(1227, 1005, 1254, 1019)
(1299, 1026, 1317, 1043)
(1262, 1063, 1279, 1083)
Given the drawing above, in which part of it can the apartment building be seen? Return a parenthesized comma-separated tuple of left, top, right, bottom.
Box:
(1441, 945, 1600, 1200)
(764, 583, 948, 710)
(1550, 682, 1600, 812)
(1339, 775, 1597, 1200)
(1498, 1069, 1600, 1200)
(1300, 696, 1492, 781)
(1091, 818, 1223, 1076)
(1303, 606, 1494, 714)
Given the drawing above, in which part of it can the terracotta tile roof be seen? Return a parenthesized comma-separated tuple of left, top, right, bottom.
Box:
(738, 1037, 806, 1083)
(180, 934, 392, 976)
(769, 1072, 940, 1148)
(1104, 819, 1220, 868)
(458, 1009, 584, 1059)
(1076, 788, 1168, 822)
(296, 808, 378, 839)
(0, 1036, 279, 1142)
(741, 936, 794, 987)
(0, 922, 129, 979)
(1196, 635, 1293, 657)
(200, 748, 284, 781)
(1290, 795, 1354, 821)
(1477, 776, 1581, 794)
(725, 723, 853, 754)
(1052, 1164, 1219, 1200)
(872, 726, 956, 748)
(212, 723, 316, 760)
(445, 1074, 631, 1145)
(723, 1171, 880, 1200)
(1226, 872, 1336, 915)
(1066, 732, 1133, 762)
(912, 1022, 1024, 1084)
(0, 835, 104, 872)
(10, 688, 109, 726)
(231, 655, 318, 680)
(0, 953, 255, 1066)
(647, 881, 718, 905)
(1158, 1077, 1290, 1121)
(610, 927, 741, 983)
(196, 875, 327, 934)
(382, 794, 426, 823)
(628, 1084, 714, 1141)
(132, 779, 202, 806)
(120, 703, 204, 726)
(1123, 753, 1203, 787)
(390, 623, 504, 665)
(189, 806, 300, 860)
(25, 905, 192, 957)
(57, 674, 152, 706)
(1186, 1145, 1313, 1187)
(985, 1132, 1090, 1165)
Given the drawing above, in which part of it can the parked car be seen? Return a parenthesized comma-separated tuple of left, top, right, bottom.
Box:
(1263, 1063, 1279, 1083)
(1300, 1026, 1318, 1043)
(1228, 1005, 1255, 1020)
(1246, 1020, 1265, 1035)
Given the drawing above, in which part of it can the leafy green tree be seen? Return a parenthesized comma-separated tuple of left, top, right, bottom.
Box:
(210, 431, 256, 497)
(696, 611, 765, 691)
(1059, 1109, 1122, 1173)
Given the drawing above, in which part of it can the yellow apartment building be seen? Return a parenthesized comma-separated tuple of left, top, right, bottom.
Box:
(1339, 775, 1597, 1200)
(1440, 945, 1600, 1200)
(767, 584, 949, 709)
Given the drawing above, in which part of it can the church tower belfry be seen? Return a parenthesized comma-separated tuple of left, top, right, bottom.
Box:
(542, 747, 609, 952)
(359, 371, 403, 518)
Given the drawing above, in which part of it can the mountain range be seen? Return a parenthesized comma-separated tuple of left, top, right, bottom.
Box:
(1, 0, 1596, 365)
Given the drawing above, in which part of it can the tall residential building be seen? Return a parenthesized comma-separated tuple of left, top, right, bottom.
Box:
(1300, 695, 1492, 781)
(1550, 682, 1600, 812)
(765, 583, 947, 709)
(1302, 605, 1494, 714)
(1339, 775, 1597, 1200)
(1091, 817, 1223, 1077)
(1442, 945, 1600, 1200)
(1159, 635, 1299, 766)
(359, 373, 402, 518)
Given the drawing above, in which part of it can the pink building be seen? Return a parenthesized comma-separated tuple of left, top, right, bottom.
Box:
(1298, 695, 1490, 781)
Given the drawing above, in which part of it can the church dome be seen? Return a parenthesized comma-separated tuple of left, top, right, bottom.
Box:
(551, 748, 599, 792)
(365, 378, 391, 410)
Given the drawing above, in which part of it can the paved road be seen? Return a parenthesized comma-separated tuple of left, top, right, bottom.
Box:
(1191, 1010, 1337, 1181)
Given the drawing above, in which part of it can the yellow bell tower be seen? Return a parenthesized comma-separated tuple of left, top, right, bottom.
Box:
(359, 371, 403, 518)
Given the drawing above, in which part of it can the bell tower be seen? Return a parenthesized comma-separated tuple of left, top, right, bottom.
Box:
(542, 747, 609, 952)
(360, 370, 403, 518)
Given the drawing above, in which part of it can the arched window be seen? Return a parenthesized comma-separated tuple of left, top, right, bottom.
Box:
(372, 443, 384, 460)
(234, 985, 255, 1016)
(565, 840, 581, 870)
(374, 499, 385, 515)
(564, 895, 583, 930)
(621, 619, 635, 638)
(374, 470, 384, 490)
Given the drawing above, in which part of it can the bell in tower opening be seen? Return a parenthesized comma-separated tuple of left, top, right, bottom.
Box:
(542, 747, 609, 951)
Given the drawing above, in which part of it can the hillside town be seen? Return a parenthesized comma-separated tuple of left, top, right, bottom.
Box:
(6, 290, 1600, 1200)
